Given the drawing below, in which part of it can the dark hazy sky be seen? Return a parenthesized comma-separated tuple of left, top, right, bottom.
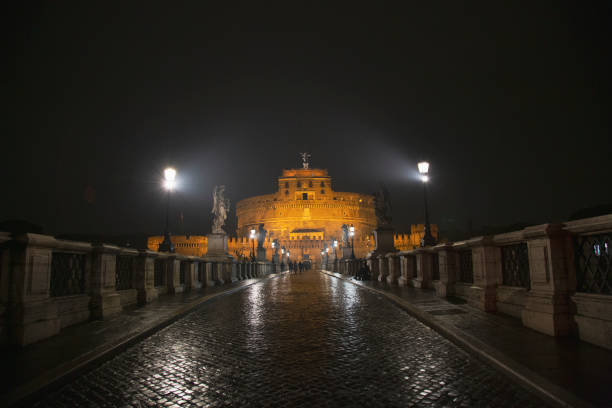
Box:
(4, 1, 611, 237)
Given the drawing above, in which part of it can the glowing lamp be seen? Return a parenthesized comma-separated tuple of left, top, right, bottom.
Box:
(333, 240, 338, 248)
(250, 229, 256, 239)
(418, 161, 429, 175)
(163, 167, 177, 190)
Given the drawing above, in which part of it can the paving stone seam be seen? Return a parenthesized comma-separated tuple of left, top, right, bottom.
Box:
(5, 272, 288, 408)
(320, 270, 595, 408)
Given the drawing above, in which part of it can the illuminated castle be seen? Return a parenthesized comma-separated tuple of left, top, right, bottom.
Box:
(148, 155, 437, 259)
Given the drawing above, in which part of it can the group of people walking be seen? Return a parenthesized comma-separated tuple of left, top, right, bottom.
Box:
(288, 260, 311, 273)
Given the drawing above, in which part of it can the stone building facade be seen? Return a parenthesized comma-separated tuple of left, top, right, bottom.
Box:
(148, 165, 438, 261)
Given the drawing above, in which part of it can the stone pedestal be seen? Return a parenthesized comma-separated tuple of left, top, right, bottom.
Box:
(207, 233, 228, 256)
(367, 255, 379, 280)
(373, 228, 395, 253)
(468, 237, 500, 312)
(412, 250, 432, 289)
(378, 256, 389, 282)
(136, 251, 158, 304)
(90, 244, 122, 319)
(341, 247, 353, 260)
(433, 245, 458, 297)
(521, 224, 571, 336)
(256, 247, 267, 262)
(386, 253, 400, 284)
(10, 234, 61, 345)
(398, 253, 416, 286)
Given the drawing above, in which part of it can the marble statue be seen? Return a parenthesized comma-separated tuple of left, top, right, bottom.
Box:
(212, 185, 230, 234)
(257, 223, 267, 249)
(374, 185, 392, 227)
(300, 152, 311, 169)
(341, 224, 350, 246)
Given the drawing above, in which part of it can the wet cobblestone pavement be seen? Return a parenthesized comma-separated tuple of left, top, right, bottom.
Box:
(32, 271, 548, 407)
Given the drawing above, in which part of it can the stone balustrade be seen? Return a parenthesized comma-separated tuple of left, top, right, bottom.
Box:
(325, 214, 612, 351)
(0, 233, 278, 347)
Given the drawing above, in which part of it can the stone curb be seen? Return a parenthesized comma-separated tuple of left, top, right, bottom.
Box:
(5, 272, 288, 408)
(320, 270, 594, 408)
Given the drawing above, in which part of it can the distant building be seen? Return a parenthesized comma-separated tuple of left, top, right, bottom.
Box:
(148, 160, 437, 260)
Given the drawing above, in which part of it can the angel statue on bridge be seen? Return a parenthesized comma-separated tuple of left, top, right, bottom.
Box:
(212, 185, 230, 234)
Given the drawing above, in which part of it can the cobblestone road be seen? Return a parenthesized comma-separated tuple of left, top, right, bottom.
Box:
(33, 271, 548, 407)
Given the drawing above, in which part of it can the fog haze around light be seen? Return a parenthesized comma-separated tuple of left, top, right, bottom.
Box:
(3, 2, 611, 241)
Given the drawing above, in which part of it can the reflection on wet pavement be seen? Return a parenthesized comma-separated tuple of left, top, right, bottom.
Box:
(32, 271, 548, 407)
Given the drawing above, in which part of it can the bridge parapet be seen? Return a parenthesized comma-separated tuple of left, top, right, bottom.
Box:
(0, 233, 279, 347)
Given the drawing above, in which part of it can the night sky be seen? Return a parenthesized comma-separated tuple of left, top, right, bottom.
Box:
(5, 2, 612, 239)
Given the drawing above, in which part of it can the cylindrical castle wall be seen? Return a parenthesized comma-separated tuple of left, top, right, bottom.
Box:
(236, 192, 377, 241)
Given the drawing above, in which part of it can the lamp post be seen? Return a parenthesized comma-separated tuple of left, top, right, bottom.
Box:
(418, 161, 436, 247)
(250, 228, 256, 261)
(349, 225, 355, 259)
(158, 167, 176, 252)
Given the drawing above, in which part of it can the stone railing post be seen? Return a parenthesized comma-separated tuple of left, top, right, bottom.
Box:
(204, 261, 215, 287)
(10, 234, 60, 345)
(521, 224, 572, 336)
(193, 260, 203, 290)
(90, 244, 122, 319)
(386, 253, 400, 284)
(135, 250, 158, 304)
(183, 257, 196, 292)
(367, 255, 379, 280)
(398, 252, 416, 286)
(230, 259, 238, 282)
(215, 262, 225, 284)
(378, 254, 389, 282)
(434, 244, 458, 297)
(467, 236, 501, 312)
(413, 249, 433, 289)
(165, 255, 181, 294)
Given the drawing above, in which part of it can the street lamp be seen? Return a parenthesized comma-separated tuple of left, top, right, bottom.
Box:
(349, 225, 355, 259)
(250, 228, 256, 261)
(158, 167, 177, 252)
(418, 161, 436, 247)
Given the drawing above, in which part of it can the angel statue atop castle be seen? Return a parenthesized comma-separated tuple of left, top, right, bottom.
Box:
(300, 152, 311, 169)
(212, 185, 230, 234)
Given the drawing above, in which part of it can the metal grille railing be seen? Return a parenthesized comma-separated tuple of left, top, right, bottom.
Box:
(432, 253, 440, 280)
(198, 262, 205, 282)
(501, 243, 530, 289)
(154, 259, 165, 287)
(179, 262, 188, 284)
(574, 233, 611, 295)
(50, 252, 86, 297)
(458, 250, 474, 283)
(115, 255, 134, 290)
